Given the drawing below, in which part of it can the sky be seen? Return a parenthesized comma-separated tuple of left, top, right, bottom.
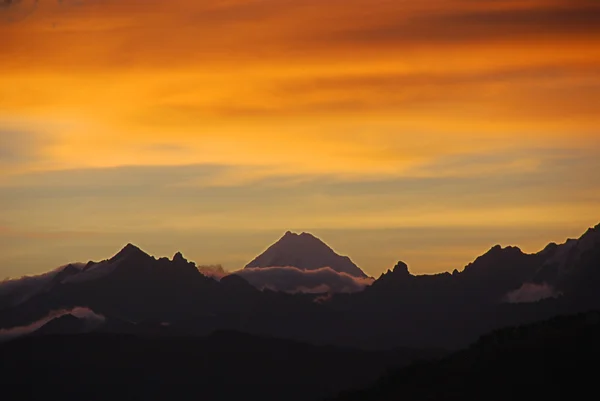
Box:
(1, 0, 599, 279)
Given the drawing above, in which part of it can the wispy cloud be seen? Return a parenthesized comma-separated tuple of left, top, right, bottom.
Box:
(0, 130, 48, 166)
(0, 263, 84, 307)
(0, 307, 105, 342)
(232, 266, 374, 293)
(504, 282, 560, 304)
(197, 264, 228, 280)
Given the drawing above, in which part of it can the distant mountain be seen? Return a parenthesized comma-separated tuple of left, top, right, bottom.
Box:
(369, 243, 541, 305)
(0, 245, 233, 330)
(0, 263, 83, 310)
(321, 223, 600, 348)
(368, 224, 600, 307)
(1, 223, 600, 351)
(0, 244, 345, 347)
(246, 231, 368, 278)
(534, 223, 600, 298)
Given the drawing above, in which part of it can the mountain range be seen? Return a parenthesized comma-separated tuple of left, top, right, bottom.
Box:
(1, 223, 599, 350)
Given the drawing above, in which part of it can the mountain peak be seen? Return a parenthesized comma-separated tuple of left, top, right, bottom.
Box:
(122, 243, 142, 253)
(111, 243, 150, 262)
(484, 244, 523, 257)
(280, 231, 320, 243)
(245, 231, 367, 278)
(585, 224, 600, 236)
(392, 261, 411, 276)
(173, 251, 187, 263)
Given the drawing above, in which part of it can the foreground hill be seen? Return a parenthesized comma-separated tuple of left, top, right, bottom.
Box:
(327, 311, 600, 401)
(3, 311, 598, 401)
(0, 330, 439, 401)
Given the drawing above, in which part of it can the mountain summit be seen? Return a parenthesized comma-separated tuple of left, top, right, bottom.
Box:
(245, 231, 368, 278)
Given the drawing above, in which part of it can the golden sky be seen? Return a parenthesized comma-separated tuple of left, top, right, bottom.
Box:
(1, 0, 599, 278)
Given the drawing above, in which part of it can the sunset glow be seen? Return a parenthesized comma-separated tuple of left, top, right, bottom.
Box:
(1, 0, 599, 277)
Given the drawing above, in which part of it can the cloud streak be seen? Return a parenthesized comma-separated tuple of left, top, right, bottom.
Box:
(328, 1, 600, 47)
(0, 307, 105, 342)
(232, 266, 374, 294)
(0, 130, 49, 166)
(0, 263, 84, 309)
(197, 264, 228, 280)
(504, 282, 560, 303)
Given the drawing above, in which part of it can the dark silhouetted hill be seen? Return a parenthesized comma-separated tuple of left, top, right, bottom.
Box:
(326, 311, 600, 401)
(0, 330, 440, 401)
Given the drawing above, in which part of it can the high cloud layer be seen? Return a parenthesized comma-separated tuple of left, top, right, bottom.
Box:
(231, 266, 374, 293)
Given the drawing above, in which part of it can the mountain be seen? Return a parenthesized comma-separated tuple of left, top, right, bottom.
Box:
(322, 223, 600, 348)
(327, 311, 600, 401)
(0, 245, 232, 330)
(0, 330, 439, 401)
(0, 244, 347, 347)
(369, 244, 540, 305)
(534, 223, 600, 300)
(369, 225, 600, 306)
(1, 223, 600, 351)
(0, 263, 84, 310)
(245, 231, 368, 278)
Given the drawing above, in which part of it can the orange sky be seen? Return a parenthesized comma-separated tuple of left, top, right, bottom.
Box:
(1, 0, 599, 278)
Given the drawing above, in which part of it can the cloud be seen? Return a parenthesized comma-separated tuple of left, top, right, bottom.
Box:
(504, 282, 560, 303)
(197, 264, 228, 280)
(0, 307, 105, 342)
(231, 266, 374, 294)
(324, 1, 600, 47)
(0, 0, 38, 24)
(0, 130, 47, 166)
(0, 263, 84, 309)
(3, 0, 598, 71)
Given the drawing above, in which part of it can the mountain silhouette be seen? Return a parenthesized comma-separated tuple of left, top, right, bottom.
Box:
(323, 223, 600, 348)
(1, 223, 600, 351)
(245, 231, 368, 278)
(534, 223, 600, 297)
(0, 245, 227, 330)
(370, 244, 540, 305)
